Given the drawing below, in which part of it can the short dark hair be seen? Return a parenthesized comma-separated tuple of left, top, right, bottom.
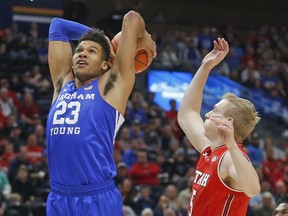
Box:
(78, 28, 110, 61)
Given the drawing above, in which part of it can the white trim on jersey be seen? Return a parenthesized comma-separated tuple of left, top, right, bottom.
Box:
(113, 111, 125, 145)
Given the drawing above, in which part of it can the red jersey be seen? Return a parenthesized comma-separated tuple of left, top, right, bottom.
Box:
(188, 144, 250, 216)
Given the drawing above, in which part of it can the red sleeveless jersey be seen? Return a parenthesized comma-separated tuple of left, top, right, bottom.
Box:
(187, 144, 250, 216)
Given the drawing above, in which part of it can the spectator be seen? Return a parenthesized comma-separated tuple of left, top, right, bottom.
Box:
(18, 92, 41, 127)
(160, 44, 180, 70)
(254, 191, 275, 216)
(0, 170, 11, 199)
(0, 87, 17, 117)
(25, 133, 44, 165)
(273, 202, 288, 216)
(262, 145, 283, 189)
(169, 148, 189, 183)
(129, 119, 144, 140)
(246, 132, 264, 167)
(134, 185, 156, 215)
(115, 162, 128, 188)
(0, 143, 16, 173)
(154, 195, 170, 216)
(164, 184, 179, 214)
(8, 122, 25, 152)
(165, 99, 183, 140)
(274, 180, 288, 205)
(11, 165, 35, 204)
(129, 149, 161, 186)
(122, 138, 141, 169)
(120, 178, 137, 210)
(143, 118, 161, 152)
(8, 146, 31, 182)
(250, 180, 276, 211)
(34, 123, 46, 148)
(177, 176, 194, 216)
(141, 208, 154, 216)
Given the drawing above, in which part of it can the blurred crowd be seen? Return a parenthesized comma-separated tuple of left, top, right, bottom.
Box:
(0, 4, 287, 216)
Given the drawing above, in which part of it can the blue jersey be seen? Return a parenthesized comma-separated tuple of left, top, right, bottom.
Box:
(46, 80, 124, 186)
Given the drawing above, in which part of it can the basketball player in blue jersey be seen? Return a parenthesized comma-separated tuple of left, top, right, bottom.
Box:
(46, 11, 157, 215)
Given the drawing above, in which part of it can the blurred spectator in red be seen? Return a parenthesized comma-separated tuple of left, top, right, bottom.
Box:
(0, 78, 19, 109)
(262, 145, 283, 189)
(240, 60, 261, 89)
(0, 143, 16, 173)
(18, 92, 41, 126)
(241, 44, 258, 68)
(165, 99, 184, 140)
(129, 149, 161, 186)
(25, 133, 44, 165)
(0, 111, 7, 131)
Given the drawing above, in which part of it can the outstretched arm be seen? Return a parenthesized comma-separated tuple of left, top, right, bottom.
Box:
(177, 38, 229, 152)
(103, 11, 156, 115)
(48, 18, 90, 102)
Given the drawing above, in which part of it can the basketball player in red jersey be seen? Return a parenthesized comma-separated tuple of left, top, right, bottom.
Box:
(178, 38, 261, 216)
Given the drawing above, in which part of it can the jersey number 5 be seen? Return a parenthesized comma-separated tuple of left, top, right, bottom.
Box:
(188, 189, 197, 216)
(53, 101, 81, 125)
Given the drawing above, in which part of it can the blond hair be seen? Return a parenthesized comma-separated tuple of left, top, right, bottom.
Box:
(222, 93, 260, 142)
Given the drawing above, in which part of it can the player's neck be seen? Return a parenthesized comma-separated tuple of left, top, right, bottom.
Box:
(75, 77, 97, 89)
(210, 138, 224, 151)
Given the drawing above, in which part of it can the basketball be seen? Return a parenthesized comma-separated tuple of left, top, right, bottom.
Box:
(110, 32, 151, 74)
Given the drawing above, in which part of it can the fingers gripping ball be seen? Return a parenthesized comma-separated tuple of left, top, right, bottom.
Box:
(111, 32, 151, 74)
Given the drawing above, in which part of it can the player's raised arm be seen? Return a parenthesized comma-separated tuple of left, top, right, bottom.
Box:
(48, 18, 90, 102)
(177, 38, 229, 152)
(104, 11, 156, 114)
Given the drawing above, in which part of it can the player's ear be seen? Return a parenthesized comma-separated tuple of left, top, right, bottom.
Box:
(101, 61, 109, 71)
(227, 117, 234, 123)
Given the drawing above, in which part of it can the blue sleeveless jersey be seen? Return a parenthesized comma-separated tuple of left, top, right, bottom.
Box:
(46, 80, 124, 186)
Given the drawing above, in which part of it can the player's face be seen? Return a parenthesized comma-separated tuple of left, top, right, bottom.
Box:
(72, 40, 108, 81)
(203, 99, 228, 138)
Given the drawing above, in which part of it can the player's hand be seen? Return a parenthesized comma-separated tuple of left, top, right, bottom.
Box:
(137, 31, 157, 64)
(210, 114, 236, 149)
(201, 38, 229, 70)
